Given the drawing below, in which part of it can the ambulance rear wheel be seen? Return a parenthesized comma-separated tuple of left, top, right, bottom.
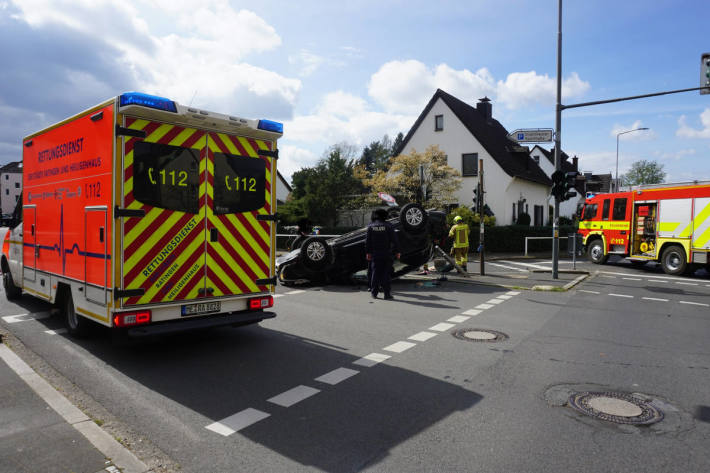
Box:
(661, 245, 687, 276)
(3, 271, 21, 300)
(587, 240, 608, 264)
(64, 293, 89, 337)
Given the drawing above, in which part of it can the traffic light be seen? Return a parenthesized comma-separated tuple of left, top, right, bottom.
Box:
(472, 183, 481, 212)
(551, 170, 564, 200)
(560, 171, 579, 201)
(702, 53, 710, 95)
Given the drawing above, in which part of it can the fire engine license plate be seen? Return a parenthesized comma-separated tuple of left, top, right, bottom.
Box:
(181, 302, 221, 316)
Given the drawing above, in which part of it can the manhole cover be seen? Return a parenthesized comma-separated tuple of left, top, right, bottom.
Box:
(453, 328, 508, 342)
(568, 391, 664, 425)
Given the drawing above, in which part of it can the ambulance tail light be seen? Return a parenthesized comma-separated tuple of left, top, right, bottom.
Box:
(257, 119, 283, 134)
(248, 295, 273, 310)
(119, 92, 177, 113)
(113, 310, 152, 327)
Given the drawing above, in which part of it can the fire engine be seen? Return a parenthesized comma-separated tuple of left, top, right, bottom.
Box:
(578, 181, 710, 275)
(1, 92, 282, 336)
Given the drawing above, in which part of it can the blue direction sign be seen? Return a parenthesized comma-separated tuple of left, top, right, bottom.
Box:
(508, 129, 554, 143)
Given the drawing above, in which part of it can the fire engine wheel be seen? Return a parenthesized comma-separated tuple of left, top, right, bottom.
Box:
(3, 271, 21, 300)
(300, 237, 332, 271)
(587, 240, 608, 264)
(661, 245, 687, 276)
(64, 293, 89, 337)
(400, 203, 427, 234)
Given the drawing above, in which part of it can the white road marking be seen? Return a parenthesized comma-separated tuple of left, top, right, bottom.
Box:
(642, 297, 669, 302)
(353, 353, 391, 367)
(44, 328, 68, 335)
(497, 295, 513, 300)
(429, 322, 456, 332)
(462, 309, 482, 316)
(267, 385, 320, 407)
(601, 275, 617, 279)
(676, 282, 698, 286)
(272, 294, 284, 298)
(499, 260, 550, 270)
(578, 290, 600, 294)
(408, 331, 438, 342)
(609, 293, 633, 298)
(600, 271, 693, 282)
(315, 367, 359, 385)
(447, 315, 471, 323)
(486, 298, 504, 305)
(285, 290, 306, 294)
(679, 301, 709, 307)
(383, 341, 417, 353)
(486, 262, 528, 272)
(506, 291, 521, 296)
(2, 312, 50, 323)
(475, 303, 494, 310)
(622, 277, 642, 281)
(206, 408, 270, 436)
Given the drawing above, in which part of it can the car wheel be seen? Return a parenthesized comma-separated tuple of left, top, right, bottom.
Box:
(3, 270, 21, 300)
(587, 239, 608, 264)
(64, 292, 89, 337)
(400, 203, 427, 233)
(661, 245, 687, 275)
(300, 237, 332, 271)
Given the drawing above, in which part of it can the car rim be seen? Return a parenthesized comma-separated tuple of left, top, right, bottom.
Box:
(667, 252, 680, 271)
(591, 245, 602, 261)
(406, 208, 423, 226)
(307, 242, 325, 261)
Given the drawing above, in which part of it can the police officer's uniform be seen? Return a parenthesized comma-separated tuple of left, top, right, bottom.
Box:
(366, 209, 400, 299)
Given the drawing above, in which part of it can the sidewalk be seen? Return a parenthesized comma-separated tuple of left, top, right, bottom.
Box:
(0, 338, 147, 473)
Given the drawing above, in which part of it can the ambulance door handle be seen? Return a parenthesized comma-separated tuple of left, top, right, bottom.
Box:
(210, 228, 218, 242)
(99, 227, 104, 243)
(31, 224, 35, 236)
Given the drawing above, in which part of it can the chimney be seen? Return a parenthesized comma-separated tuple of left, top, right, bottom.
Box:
(572, 155, 578, 171)
(477, 96, 492, 121)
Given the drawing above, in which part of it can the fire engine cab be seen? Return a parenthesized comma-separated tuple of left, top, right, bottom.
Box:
(1, 92, 282, 336)
(578, 181, 710, 275)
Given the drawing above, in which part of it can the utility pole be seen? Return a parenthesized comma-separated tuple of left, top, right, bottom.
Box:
(552, 0, 562, 279)
(479, 159, 485, 276)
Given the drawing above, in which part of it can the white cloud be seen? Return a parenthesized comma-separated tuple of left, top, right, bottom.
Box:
(496, 71, 590, 109)
(652, 148, 696, 161)
(289, 50, 326, 77)
(610, 121, 654, 140)
(279, 146, 319, 180)
(677, 108, 710, 138)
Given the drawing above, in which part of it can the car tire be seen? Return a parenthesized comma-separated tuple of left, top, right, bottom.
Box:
(587, 239, 608, 264)
(3, 270, 21, 300)
(64, 292, 89, 337)
(300, 237, 332, 271)
(661, 245, 687, 275)
(400, 203, 427, 233)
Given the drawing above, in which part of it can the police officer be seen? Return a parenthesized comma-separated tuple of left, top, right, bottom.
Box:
(448, 215, 470, 267)
(366, 208, 400, 299)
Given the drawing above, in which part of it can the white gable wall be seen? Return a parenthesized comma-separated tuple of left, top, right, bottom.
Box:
(0, 171, 21, 215)
(402, 98, 550, 225)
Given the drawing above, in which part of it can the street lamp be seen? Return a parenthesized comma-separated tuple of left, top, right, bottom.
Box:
(615, 127, 649, 191)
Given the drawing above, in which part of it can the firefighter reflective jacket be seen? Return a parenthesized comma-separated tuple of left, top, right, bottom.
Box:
(449, 223, 470, 248)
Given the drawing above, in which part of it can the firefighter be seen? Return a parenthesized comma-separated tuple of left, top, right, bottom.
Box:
(366, 208, 400, 299)
(448, 215, 469, 267)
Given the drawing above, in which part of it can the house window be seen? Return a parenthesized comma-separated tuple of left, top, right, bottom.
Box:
(533, 155, 540, 164)
(434, 114, 443, 131)
(14, 182, 19, 188)
(534, 205, 543, 226)
(15, 195, 18, 202)
(461, 153, 478, 176)
(512, 203, 516, 222)
(4, 175, 7, 180)
(612, 198, 627, 220)
(5, 189, 8, 195)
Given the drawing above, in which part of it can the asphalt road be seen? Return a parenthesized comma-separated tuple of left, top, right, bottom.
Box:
(1, 259, 709, 472)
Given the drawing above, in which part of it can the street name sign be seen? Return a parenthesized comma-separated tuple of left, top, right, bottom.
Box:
(508, 129, 554, 143)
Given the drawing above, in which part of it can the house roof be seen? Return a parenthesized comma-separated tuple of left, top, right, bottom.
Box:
(398, 89, 552, 186)
(0, 161, 22, 173)
(277, 170, 292, 192)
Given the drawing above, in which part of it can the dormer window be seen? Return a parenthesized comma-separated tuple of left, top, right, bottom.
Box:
(533, 155, 540, 164)
(435, 115, 443, 131)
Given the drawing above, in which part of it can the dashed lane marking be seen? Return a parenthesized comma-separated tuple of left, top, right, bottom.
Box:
(487, 298, 504, 305)
(206, 408, 270, 436)
(315, 368, 359, 385)
(429, 322, 456, 332)
(676, 282, 698, 286)
(642, 297, 669, 302)
(679, 301, 709, 307)
(408, 331, 438, 342)
(447, 315, 471, 323)
(383, 341, 417, 353)
(267, 385, 320, 408)
(506, 291, 521, 295)
(487, 262, 528, 272)
(497, 295, 513, 300)
(623, 277, 642, 281)
(578, 290, 600, 294)
(499, 260, 550, 270)
(461, 309, 482, 316)
(609, 293, 633, 298)
(475, 303, 494, 310)
(353, 353, 391, 367)
(285, 289, 307, 294)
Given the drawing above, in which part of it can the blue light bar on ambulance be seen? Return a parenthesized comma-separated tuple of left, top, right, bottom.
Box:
(257, 119, 283, 134)
(119, 92, 177, 113)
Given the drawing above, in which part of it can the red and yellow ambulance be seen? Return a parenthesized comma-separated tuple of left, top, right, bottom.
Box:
(1, 92, 282, 336)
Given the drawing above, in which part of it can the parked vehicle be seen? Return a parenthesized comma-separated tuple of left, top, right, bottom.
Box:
(578, 181, 710, 275)
(1, 92, 282, 336)
(276, 203, 448, 285)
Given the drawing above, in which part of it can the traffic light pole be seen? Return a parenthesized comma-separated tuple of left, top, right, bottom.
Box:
(552, 0, 562, 279)
(479, 159, 485, 276)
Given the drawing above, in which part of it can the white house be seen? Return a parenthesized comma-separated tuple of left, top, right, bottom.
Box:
(0, 161, 22, 216)
(398, 89, 552, 226)
(529, 145, 584, 220)
(275, 170, 292, 206)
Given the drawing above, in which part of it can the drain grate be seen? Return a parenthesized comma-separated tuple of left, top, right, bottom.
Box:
(453, 328, 508, 343)
(568, 391, 664, 425)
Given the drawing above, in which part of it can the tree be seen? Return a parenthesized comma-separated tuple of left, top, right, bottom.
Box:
(621, 160, 666, 186)
(358, 145, 462, 209)
(358, 135, 395, 173)
(279, 143, 365, 227)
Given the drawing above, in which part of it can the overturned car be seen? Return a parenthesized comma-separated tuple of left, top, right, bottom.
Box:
(276, 203, 448, 286)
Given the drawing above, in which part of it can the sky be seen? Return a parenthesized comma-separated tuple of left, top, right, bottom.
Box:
(1, 0, 709, 185)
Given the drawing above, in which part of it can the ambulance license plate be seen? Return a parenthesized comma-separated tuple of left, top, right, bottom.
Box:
(181, 302, 221, 316)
